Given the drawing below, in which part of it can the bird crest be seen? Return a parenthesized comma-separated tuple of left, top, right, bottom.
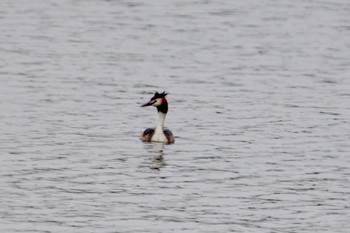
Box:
(151, 91, 168, 100)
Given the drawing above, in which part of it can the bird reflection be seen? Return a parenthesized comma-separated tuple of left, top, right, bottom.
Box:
(150, 142, 166, 170)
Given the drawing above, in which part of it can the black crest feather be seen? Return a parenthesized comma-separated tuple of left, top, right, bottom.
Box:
(151, 91, 168, 100)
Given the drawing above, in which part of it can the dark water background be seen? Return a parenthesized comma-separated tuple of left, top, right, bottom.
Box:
(1, 0, 350, 232)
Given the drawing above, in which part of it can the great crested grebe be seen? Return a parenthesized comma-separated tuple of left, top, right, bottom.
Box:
(140, 91, 175, 144)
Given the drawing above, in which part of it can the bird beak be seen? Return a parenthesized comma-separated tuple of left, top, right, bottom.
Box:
(141, 100, 154, 107)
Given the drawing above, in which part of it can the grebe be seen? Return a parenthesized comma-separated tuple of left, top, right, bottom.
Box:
(140, 91, 175, 144)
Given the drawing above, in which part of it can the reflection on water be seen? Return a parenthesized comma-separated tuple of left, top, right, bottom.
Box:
(1, 0, 350, 232)
(148, 143, 166, 170)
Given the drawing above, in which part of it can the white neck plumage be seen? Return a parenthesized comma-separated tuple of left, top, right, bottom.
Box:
(155, 112, 166, 131)
(151, 111, 168, 142)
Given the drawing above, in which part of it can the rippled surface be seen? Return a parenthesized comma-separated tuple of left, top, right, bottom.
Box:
(1, 0, 350, 232)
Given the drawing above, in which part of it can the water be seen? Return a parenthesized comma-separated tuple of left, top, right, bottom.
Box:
(1, 0, 350, 232)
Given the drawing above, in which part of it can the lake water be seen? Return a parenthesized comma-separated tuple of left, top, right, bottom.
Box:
(1, 0, 350, 232)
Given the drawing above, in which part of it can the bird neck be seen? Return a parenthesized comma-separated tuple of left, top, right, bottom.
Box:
(155, 111, 166, 131)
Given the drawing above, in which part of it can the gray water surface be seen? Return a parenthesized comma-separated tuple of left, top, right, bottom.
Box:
(1, 0, 350, 232)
